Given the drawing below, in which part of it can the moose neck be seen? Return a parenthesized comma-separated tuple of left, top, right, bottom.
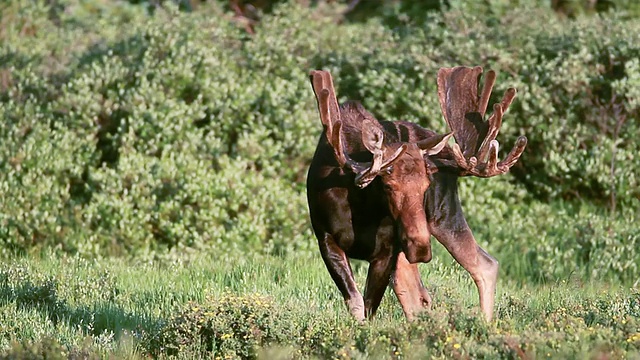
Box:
(424, 171, 469, 234)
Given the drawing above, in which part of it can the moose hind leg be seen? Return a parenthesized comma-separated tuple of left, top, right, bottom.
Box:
(318, 233, 365, 321)
(433, 229, 499, 321)
(391, 252, 433, 320)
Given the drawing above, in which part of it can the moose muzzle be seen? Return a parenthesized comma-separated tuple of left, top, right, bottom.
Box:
(399, 211, 433, 264)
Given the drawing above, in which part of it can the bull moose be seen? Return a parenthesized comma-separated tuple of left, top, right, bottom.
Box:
(306, 67, 527, 322)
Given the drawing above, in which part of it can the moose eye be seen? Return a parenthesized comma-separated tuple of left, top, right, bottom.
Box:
(383, 166, 394, 175)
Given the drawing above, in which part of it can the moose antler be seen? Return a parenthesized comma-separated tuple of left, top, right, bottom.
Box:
(350, 119, 409, 188)
(437, 66, 527, 177)
(310, 70, 407, 188)
(309, 70, 352, 169)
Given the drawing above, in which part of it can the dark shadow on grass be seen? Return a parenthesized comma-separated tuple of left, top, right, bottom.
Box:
(0, 273, 164, 349)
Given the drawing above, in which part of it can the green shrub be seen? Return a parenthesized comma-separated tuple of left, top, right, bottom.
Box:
(0, 0, 639, 284)
(1, 1, 316, 258)
(153, 292, 294, 358)
(456, 176, 640, 284)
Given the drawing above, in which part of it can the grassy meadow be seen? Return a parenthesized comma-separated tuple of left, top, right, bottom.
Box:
(1, 0, 640, 358)
(1, 248, 639, 359)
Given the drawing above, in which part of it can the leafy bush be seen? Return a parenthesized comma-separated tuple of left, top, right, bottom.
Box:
(456, 176, 640, 284)
(152, 292, 294, 358)
(1, 1, 317, 259)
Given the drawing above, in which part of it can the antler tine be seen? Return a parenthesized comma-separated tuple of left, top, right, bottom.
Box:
(310, 70, 325, 95)
(310, 70, 342, 146)
(318, 89, 333, 138)
(476, 102, 503, 162)
(476, 85, 519, 168)
(310, 71, 332, 140)
(310, 70, 352, 171)
(321, 71, 340, 128)
(450, 142, 469, 169)
(499, 87, 517, 112)
(497, 136, 528, 170)
(330, 120, 348, 168)
(485, 140, 499, 173)
(478, 69, 496, 117)
(361, 118, 385, 165)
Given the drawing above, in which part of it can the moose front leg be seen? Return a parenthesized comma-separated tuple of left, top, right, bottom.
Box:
(363, 252, 396, 319)
(318, 233, 365, 321)
(432, 227, 499, 321)
(391, 252, 433, 320)
(426, 172, 499, 321)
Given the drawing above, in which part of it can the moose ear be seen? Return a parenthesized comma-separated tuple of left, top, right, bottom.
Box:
(418, 132, 453, 156)
(361, 119, 384, 154)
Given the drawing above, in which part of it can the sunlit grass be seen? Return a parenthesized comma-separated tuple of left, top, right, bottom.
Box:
(1, 252, 638, 358)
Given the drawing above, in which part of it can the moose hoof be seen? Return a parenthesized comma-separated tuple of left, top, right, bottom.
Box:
(345, 297, 365, 322)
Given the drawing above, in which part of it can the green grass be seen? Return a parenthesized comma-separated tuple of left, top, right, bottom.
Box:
(0, 250, 638, 359)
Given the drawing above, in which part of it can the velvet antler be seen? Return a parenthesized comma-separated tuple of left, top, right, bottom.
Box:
(437, 66, 527, 177)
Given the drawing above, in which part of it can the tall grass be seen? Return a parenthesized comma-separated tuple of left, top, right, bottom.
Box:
(1, 253, 638, 358)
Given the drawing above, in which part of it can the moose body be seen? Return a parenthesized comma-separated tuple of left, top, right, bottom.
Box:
(307, 68, 527, 322)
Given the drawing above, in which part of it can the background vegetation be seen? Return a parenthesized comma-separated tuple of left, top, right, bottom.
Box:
(0, 0, 638, 358)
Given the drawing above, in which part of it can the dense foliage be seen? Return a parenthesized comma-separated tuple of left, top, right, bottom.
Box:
(0, 0, 639, 286)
